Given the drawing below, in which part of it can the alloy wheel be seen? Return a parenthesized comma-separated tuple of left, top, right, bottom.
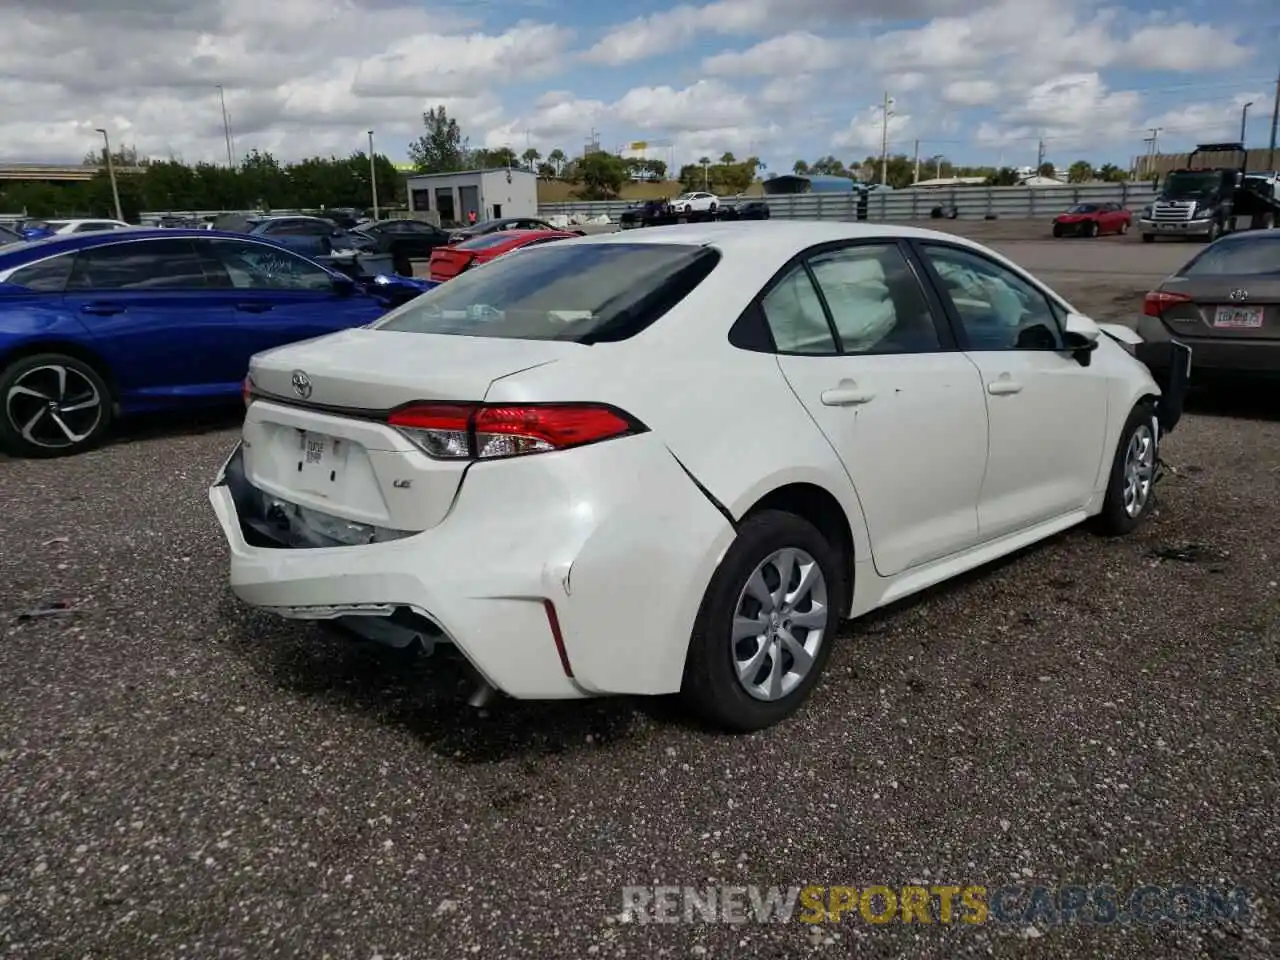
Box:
(731, 548, 829, 701)
(5, 364, 103, 450)
(1122, 424, 1156, 518)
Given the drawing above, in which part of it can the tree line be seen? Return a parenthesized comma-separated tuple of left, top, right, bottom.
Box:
(0, 148, 405, 220)
(0, 101, 1140, 218)
(792, 154, 1133, 188)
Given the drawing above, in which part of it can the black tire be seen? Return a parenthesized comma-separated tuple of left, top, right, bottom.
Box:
(1142, 233, 1155, 243)
(0, 352, 114, 458)
(681, 510, 843, 732)
(1094, 401, 1159, 537)
(1119, 220, 1129, 234)
(1052, 224, 1063, 238)
(1083, 220, 1097, 238)
(1205, 220, 1220, 243)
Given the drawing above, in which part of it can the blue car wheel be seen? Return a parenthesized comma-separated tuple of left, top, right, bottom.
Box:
(0, 352, 114, 458)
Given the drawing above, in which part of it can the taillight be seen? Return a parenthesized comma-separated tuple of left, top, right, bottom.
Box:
(242, 375, 253, 407)
(1143, 290, 1192, 317)
(387, 402, 643, 460)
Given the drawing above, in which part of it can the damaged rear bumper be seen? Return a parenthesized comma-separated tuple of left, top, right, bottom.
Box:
(1134, 338, 1192, 434)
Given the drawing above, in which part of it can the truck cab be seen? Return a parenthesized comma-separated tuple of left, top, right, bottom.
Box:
(1139, 142, 1280, 243)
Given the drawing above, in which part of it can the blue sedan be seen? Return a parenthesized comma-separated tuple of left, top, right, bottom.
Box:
(0, 228, 389, 457)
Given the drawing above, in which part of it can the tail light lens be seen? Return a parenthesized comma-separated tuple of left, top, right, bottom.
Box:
(388, 402, 644, 460)
(242, 375, 253, 407)
(1143, 290, 1193, 317)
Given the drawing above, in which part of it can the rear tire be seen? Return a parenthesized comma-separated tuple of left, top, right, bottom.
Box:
(681, 510, 843, 732)
(1119, 220, 1129, 234)
(1094, 401, 1159, 537)
(0, 352, 113, 458)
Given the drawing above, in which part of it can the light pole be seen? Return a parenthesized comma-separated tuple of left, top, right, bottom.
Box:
(1240, 101, 1254, 144)
(367, 129, 379, 220)
(95, 128, 124, 222)
(215, 84, 234, 168)
(879, 91, 895, 187)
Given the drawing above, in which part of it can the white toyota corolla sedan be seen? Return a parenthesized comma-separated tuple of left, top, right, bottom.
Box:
(211, 221, 1190, 732)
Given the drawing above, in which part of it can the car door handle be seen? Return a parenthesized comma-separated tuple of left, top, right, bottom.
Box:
(80, 302, 124, 316)
(236, 303, 273, 313)
(820, 384, 876, 406)
(987, 377, 1024, 395)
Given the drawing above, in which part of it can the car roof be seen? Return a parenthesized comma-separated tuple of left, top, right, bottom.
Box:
(0, 228, 300, 267)
(555, 219, 993, 254)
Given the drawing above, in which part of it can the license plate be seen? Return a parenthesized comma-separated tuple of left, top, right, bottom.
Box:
(296, 431, 347, 491)
(1213, 305, 1263, 328)
(1157, 223, 1179, 231)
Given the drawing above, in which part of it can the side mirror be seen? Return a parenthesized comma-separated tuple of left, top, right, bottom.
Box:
(1061, 312, 1100, 365)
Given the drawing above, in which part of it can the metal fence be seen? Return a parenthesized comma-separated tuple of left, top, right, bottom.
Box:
(538, 182, 1158, 222)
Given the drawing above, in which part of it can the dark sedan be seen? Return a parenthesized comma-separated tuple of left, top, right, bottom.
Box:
(353, 218, 453, 274)
(1136, 230, 1280, 383)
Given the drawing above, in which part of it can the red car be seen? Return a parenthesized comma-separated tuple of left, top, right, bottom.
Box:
(427, 229, 578, 281)
(1052, 202, 1132, 238)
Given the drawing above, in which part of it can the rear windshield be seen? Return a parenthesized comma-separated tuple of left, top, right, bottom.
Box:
(457, 232, 526, 251)
(1068, 204, 1098, 213)
(375, 242, 720, 343)
(1180, 237, 1280, 276)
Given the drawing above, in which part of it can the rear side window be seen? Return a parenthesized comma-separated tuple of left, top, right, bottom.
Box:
(760, 266, 836, 354)
(807, 244, 942, 354)
(67, 239, 208, 291)
(1180, 238, 1280, 276)
(5, 252, 76, 292)
(376, 242, 719, 343)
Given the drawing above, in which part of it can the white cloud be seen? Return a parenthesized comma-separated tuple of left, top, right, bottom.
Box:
(942, 79, 1002, 107)
(701, 32, 845, 77)
(1124, 23, 1249, 72)
(831, 106, 912, 154)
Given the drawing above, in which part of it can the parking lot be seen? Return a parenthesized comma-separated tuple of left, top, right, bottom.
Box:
(1, 221, 1277, 959)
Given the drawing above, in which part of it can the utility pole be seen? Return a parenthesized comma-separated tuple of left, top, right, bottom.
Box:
(95, 128, 124, 222)
(912, 139, 920, 184)
(1145, 128, 1162, 179)
(367, 130, 379, 220)
(216, 84, 234, 168)
(1036, 139, 1045, 173)
(1240, 101, 1254, 144)
(1267, 66, 1279, 171)
(879, 91, 893, 187)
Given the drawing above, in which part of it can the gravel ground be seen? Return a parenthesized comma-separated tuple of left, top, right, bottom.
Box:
(2, 225, 1278, 959)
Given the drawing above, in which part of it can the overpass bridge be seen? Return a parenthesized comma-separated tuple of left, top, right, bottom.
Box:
(0, 163, 148, 182)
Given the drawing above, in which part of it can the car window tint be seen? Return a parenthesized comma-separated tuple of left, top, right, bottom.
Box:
(760, 266, 837, 354)
(6, 252, 76, 292)
(67, 239, 208, 291)
(921, 244, 1063, 351)
(1180, 237, 1280, 276)
(201, 239, 335, 291)
(75, 222, 117, 233)
(807, 244, 941, 354)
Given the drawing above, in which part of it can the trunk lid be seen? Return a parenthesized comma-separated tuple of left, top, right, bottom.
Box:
(242, 329, 585, 533)
(1157, 275, 1280, 340)
(428, 247, 476, 281)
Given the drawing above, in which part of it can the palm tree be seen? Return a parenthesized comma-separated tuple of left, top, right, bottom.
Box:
(548, 148, 566, 177)
(521, 147, 541, 171)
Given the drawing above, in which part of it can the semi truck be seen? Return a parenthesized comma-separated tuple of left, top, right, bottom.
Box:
(1137, 142, 1280, 243)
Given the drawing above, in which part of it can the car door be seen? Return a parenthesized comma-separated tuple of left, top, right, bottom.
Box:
(768, 241, 990, 576)
(58, 236, 235, 403)
(913, 241, 1109, 540)
(195, 237, 384, 357)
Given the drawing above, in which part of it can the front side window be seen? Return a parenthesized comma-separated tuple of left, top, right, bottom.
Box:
(376, 242, 718, 343)
(201, 239, 335, 291)
(920, 244, 1063, 351)
(67, 239, 208, 291)
(806, 244, 942, 354)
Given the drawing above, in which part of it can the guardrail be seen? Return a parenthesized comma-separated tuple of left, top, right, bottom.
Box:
(538, 182, 1158, 222)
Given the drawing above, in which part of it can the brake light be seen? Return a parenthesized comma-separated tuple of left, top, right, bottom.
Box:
(388, 402, 642, 460)
(1143, 290, 1193, 317)
(242, 375, 253, 407)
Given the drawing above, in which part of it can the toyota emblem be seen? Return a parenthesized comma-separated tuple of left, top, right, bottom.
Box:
(1229, 289, 1249, 302)
(290, 370, 313, 399)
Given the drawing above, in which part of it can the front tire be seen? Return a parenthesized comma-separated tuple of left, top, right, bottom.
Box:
(1052, 224, 1063, 238)
(0, 353, 113, 458)
(1095, 402, 1158, 536)
(681, 510, 842, 732)
(1083, 220, 1097, 238)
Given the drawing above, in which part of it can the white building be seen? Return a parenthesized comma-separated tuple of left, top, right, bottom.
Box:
(405, 168, 538, 225)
